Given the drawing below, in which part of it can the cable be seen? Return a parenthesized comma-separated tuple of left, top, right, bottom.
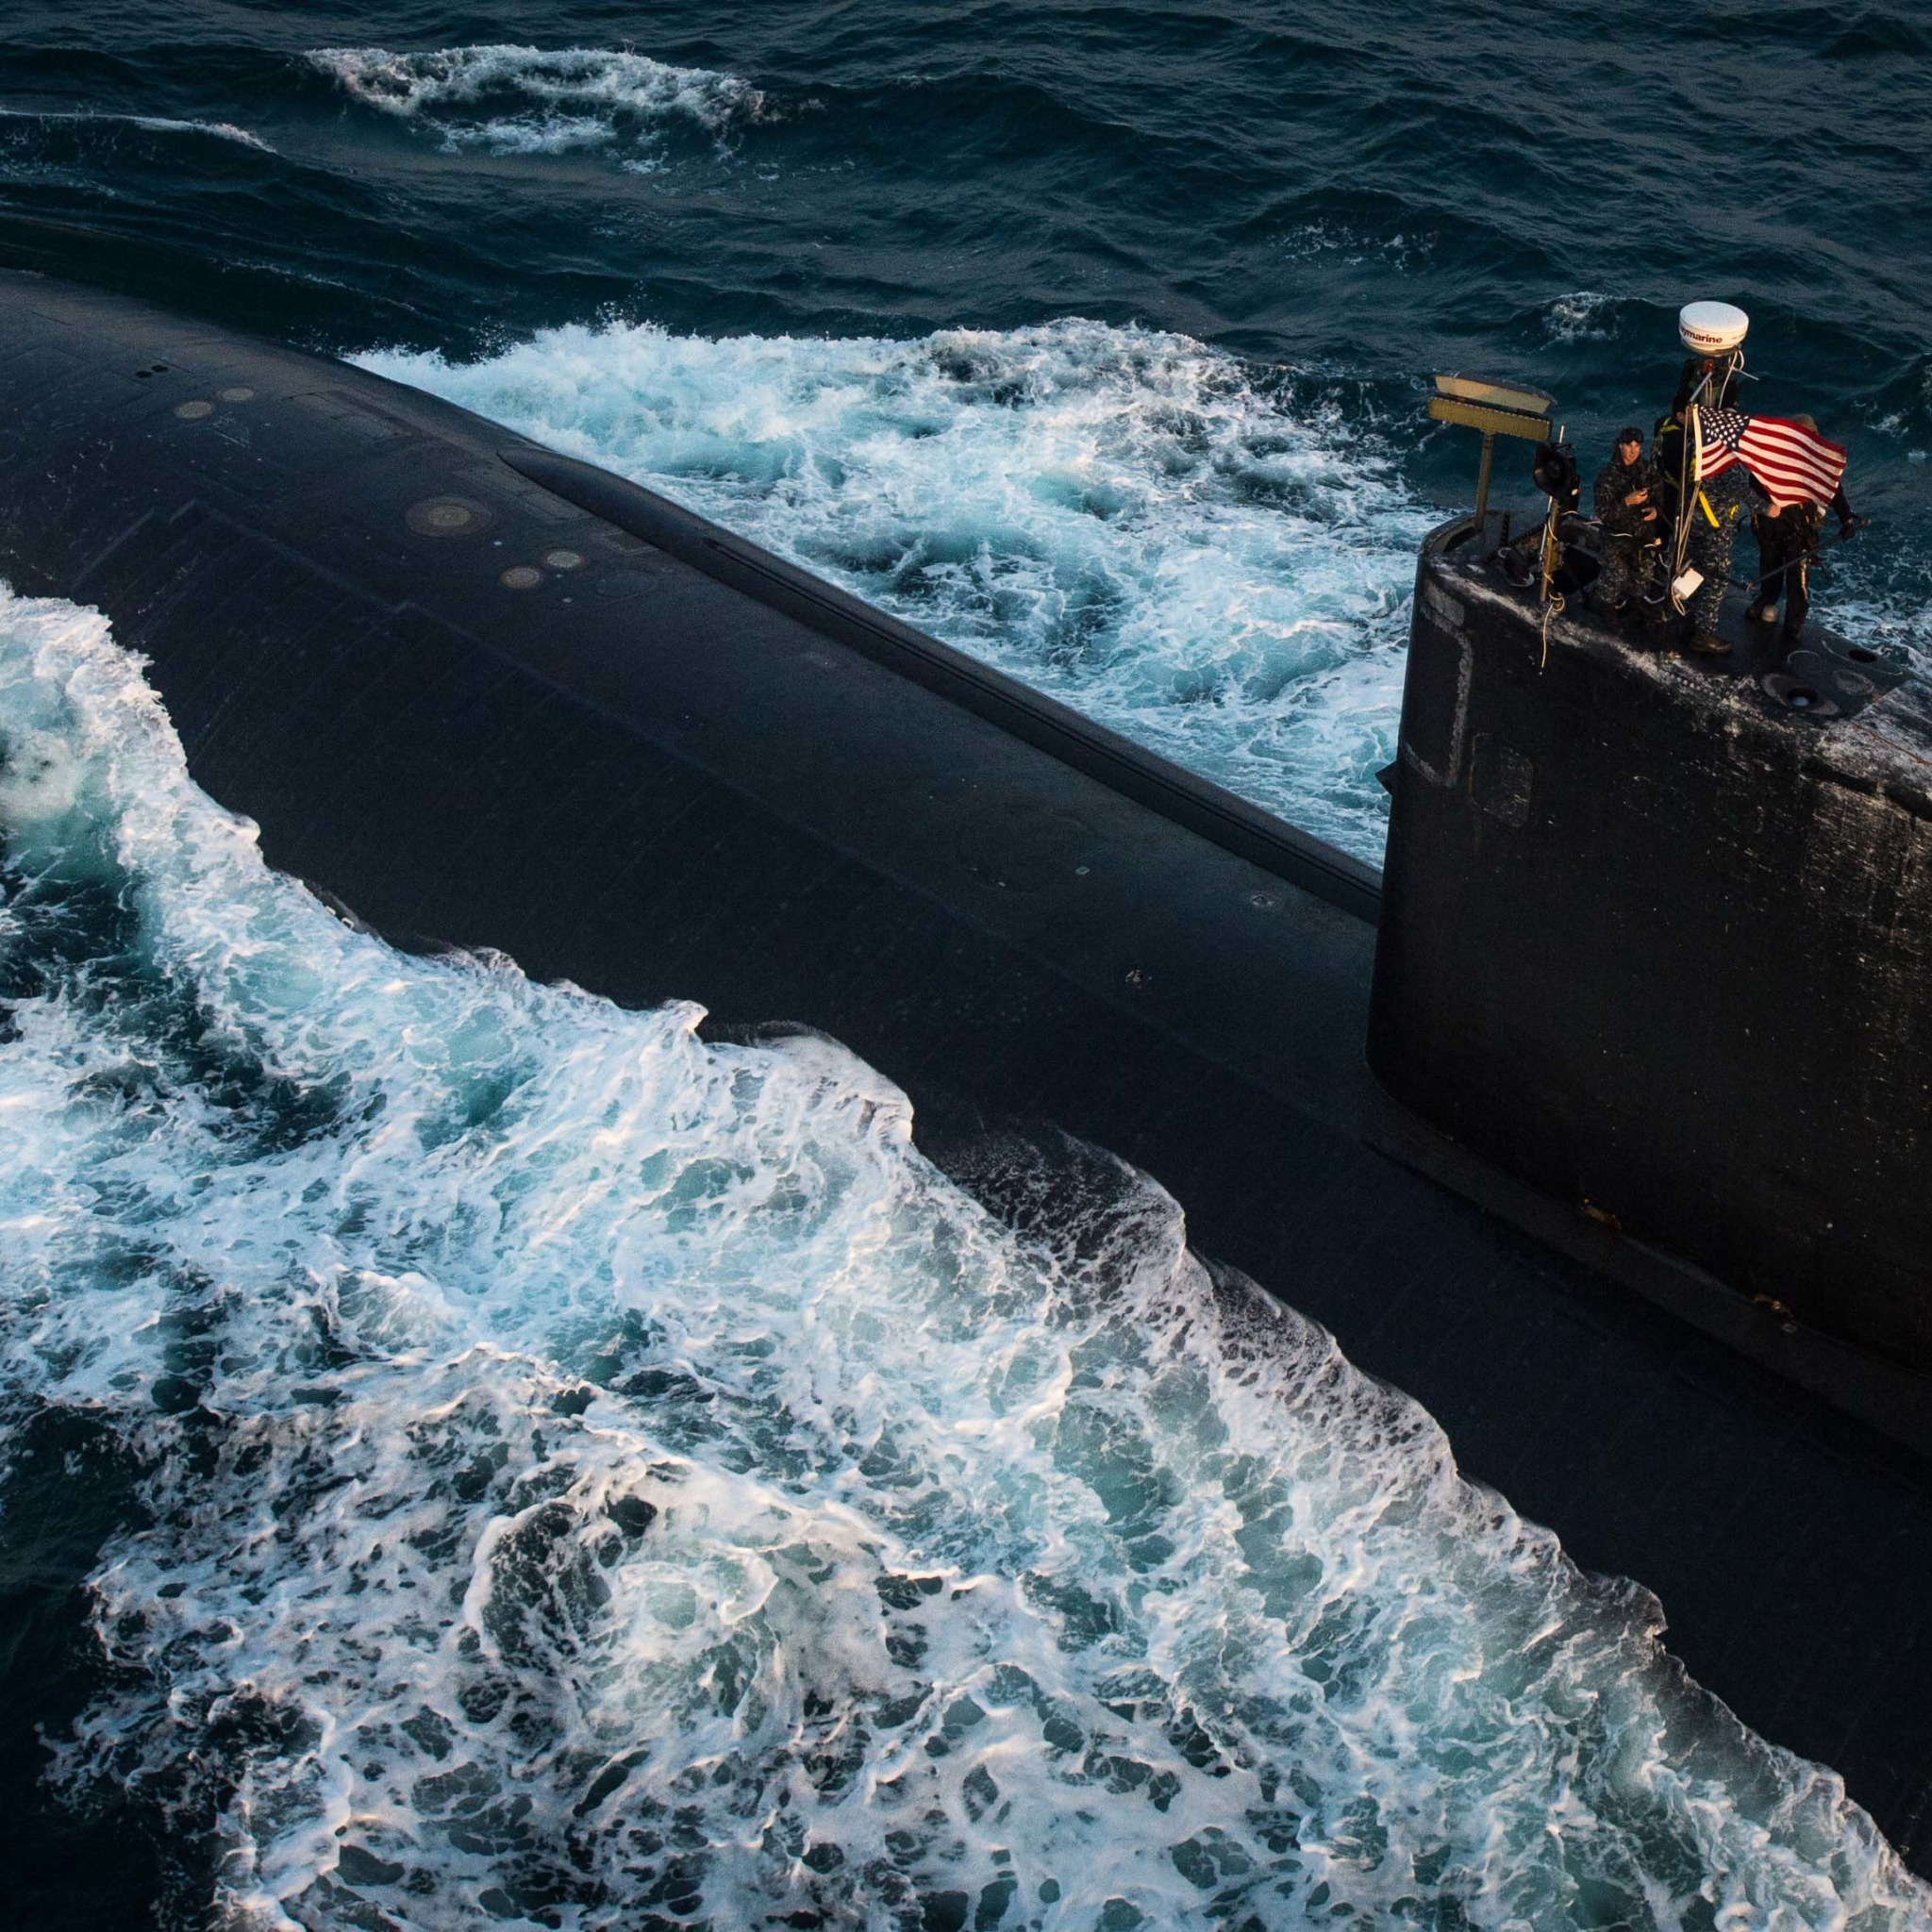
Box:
(1665, 349, 1743, 613)
(1730, 548, 1825, 593)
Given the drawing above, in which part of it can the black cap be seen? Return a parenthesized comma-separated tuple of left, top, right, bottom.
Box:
(1617, 425, 1643, 446)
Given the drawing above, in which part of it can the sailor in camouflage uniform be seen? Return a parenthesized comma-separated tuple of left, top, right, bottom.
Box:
(1650, 358, 1739, 558)
(1591, 427, 1662, 620)
(1747, 415, 1862, 655)
(1682, 458, 1763, 655)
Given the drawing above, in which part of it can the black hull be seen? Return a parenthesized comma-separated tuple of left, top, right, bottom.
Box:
(1375, 522, 1932, 1373)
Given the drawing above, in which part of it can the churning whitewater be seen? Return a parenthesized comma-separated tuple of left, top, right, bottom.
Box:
(363, 319, 1427, 864)
(306, 45, 767, 160)
(1, 586, 1925, 1932)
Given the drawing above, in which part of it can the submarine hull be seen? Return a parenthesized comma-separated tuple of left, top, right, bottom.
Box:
(2, 275, 1932, 1863)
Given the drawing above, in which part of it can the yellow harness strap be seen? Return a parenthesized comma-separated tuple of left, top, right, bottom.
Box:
(1697, 490, 1720, 528)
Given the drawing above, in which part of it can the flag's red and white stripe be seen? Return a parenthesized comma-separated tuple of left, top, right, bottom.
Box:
(1694, 407, 1847, 507)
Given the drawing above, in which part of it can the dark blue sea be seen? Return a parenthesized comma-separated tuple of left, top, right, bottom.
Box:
(2, 5, 1930, 1928)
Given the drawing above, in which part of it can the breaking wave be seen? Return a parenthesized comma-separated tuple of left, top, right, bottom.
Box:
(306, 45, 766, 158)
(363, 319, 1428, 861)
(0, 108, 274, 152)
(2, 586, 1926, 1929)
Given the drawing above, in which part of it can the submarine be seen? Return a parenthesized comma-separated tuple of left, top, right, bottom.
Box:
(2, 273, 1931, 1867)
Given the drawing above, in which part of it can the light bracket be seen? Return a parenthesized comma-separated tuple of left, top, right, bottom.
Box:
(1426, 375, 1557, 525)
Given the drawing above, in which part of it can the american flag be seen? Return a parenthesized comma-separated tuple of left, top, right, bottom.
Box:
(1693, 407, 1847, 506)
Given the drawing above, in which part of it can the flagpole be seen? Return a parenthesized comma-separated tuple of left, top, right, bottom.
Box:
(1671, 399, 1700, 612)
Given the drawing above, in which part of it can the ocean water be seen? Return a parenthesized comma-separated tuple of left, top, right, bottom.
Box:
(3, 587, 1926, 1931)
(3, 3, 1932, 1926)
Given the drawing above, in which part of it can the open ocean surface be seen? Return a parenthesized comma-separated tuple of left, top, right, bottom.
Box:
(2, 4, 1931, 1928)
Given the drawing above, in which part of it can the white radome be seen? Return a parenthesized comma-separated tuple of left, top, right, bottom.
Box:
(1679, 300, 1750, 357)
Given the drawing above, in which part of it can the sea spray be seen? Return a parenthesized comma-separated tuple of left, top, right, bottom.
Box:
(0, 109, 274, 151)
(0, 583, 1924, 1929)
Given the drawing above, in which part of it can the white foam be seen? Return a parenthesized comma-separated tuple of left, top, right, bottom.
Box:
(133, 116, 275, 151)
(307, 44, 765, 158)
(1544, 291, 1615, 343)
(0, 108, 274, 151)
(1812, 590, 1932, 673)
(1, 584, 1925, 1928)
(1277, 222, 1433, 271)
(362, 319, 1430, 861)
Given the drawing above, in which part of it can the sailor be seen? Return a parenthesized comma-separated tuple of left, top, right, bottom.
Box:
(1746, 416, 1862, 652)
(1591, 427, 1662, 619)
(1683, 459, 1763, 655)
(1653, 348, 1742, 535)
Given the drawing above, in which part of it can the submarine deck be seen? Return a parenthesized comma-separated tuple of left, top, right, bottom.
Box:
(1, 274, 1930, 1874)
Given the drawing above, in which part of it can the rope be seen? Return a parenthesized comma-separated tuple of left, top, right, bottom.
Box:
(1536, 482, 1566, 669)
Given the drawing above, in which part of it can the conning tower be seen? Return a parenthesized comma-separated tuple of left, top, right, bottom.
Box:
(1371, 483, 1932, 1373)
